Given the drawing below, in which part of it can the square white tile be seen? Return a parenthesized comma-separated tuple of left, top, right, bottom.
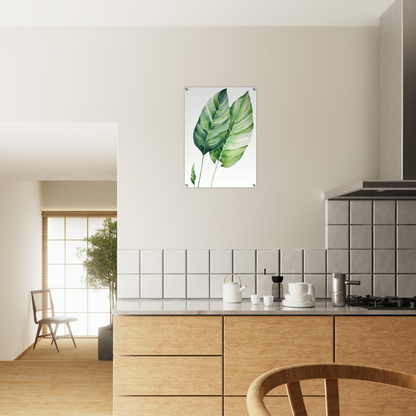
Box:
(210, 250, 232, 274)
(350, 226, 372, 249)
(349, 274, 372, 297)
(140, 250, 162, 274)
(304, 250, 326, 274)
(187, 274, 209, 298)
(374, 275, 396, 297)
(397, 250, 416, 273)
(233, 250, 255, 274)
(327, 226, 349, 249)
(327, 250, 349, 273)
(117, 250, 140, 274)
(350, 250, 372, 274)
(210, 274, 226, 298)
(397, 201, 416, 224)
(187, 250, 209, 274)
(164, 250, 186, 274)
(140, 274, 162, 298)
(257, 250, 279, 274)
(304, 274, 326, 298)
(374, 201, 395, 225)
(350, 201, 372, 224)
(327, 200, 349, 224)
(373, 226, 395, 249)
(257, 274, 273, 297)
(237, 274, 255, 298)
(397, 275, 416, 297)
(397, 226, 416, 249)
(164, 274, 186, 298)
(280, 250, 303, 274)
(373, 250, 395, 274)
(117, 274, 140, 298)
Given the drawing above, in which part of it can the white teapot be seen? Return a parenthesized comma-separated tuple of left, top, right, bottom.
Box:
(223, 274, 247, 303)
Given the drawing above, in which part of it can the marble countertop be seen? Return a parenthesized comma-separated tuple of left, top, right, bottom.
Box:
(113, 299, 416, 316)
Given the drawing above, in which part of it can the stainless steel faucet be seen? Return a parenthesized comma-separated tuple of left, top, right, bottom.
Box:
(332, 273, 360, 307)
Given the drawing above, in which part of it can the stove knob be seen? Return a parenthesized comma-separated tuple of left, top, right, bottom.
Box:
(410, 302, 416, 309)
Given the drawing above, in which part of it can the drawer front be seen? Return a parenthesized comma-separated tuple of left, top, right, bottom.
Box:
(114, 316, 222, 356)
(225, 396, 325, 416)
(114, 356, 223, 396)
(114, 397, 223, 416)
(224, 316, 333, 395)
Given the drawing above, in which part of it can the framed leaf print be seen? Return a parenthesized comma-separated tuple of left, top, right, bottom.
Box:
(184, 87, 257, 188)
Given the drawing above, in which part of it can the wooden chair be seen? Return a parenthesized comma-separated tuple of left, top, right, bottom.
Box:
(246, 363, 416, 416)
(31, 289, 78, 353)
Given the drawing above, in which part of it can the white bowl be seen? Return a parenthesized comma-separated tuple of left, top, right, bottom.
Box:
(288, 282, 308, 296)
(285, 293, 312, 302)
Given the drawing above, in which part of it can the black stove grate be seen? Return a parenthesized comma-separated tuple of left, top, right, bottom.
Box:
(347, 295, 416, 310)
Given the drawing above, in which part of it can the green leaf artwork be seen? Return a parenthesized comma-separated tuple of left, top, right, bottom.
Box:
(209, 91, 253, 186)
(193, 88, 230, 187)
(190, 163, 196, 187)
(190, 88, 254, 187)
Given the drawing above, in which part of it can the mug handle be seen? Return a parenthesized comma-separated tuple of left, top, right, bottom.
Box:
(224, 273, 242, 287)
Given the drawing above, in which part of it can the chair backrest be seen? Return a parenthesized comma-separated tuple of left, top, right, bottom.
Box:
(246, 363, 416, 416)
(31, 289, 55, 324)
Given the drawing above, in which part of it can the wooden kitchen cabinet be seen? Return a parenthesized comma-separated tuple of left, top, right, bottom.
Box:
(224, 316, 333, 396)
(335, 317, 416, 415)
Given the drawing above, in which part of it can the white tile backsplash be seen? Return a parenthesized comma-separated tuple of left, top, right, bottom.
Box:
(210, 274, 226, 298)
(164, 274, 186, 298)
(187, 250, 209, 274)
(257, 250, 279, 274)
(237, 274, 255, 298)
(117, 274, 140, 298)
(164, 250, 186, 274)
(281, 250, 303, 274)
(304, 274, 326, 298)
(210, 250, 232, 274)
(140, 274, 162, 298)
(117, 250, 140, 274)
(233, 249, 256, 274)
(140, 250, 162, 274)
(187, 274, 209, 298)
(304, 250, 326, 274)
(257, 274, 273, 297)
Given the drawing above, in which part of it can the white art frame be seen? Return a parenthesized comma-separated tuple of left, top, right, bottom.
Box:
(184, 87, 257, 188)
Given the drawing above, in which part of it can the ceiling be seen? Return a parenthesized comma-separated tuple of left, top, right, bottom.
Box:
(0, 123, 117, 180)
(0, 0, 397, 26)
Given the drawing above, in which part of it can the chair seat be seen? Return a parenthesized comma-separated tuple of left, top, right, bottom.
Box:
(39, 316, 78, 325)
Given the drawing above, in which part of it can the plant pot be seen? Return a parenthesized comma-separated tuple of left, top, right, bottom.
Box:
(98, 324, 113, 361)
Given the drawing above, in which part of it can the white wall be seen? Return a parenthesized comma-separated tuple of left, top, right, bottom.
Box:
(0, 27, 379, 250)
(0, 180, 42, 360)
(42, 181, 117, 211)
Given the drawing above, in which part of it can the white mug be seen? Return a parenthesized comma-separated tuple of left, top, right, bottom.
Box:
(263, 295, 274, 306)
(251, 294, 260, 305)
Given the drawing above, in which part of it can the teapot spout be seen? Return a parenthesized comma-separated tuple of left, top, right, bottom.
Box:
(239, 285, 247, 292)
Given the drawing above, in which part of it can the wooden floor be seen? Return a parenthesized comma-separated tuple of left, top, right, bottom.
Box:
(0, 339, 113, 416)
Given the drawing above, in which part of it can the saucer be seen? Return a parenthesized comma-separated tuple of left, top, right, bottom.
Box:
(282, 299, 315, 308)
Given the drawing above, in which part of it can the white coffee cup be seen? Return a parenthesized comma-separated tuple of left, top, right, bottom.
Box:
(263, 295, 274, 306)
(251, 294, 260, 305)
(288, 282, 309, 297)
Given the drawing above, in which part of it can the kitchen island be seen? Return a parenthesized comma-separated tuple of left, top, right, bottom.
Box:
(113, 300, 416, 416)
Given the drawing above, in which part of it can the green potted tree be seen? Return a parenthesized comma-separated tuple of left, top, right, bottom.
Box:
(78, 217, 117, 361)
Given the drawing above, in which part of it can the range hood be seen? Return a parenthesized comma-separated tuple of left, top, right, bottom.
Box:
(324, 0, 416, 200)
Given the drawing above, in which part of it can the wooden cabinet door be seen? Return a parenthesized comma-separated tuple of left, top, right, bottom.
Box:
(114, 316, 222, 355)
(335, 317, 416, 415)
(224, 316, 333, 396)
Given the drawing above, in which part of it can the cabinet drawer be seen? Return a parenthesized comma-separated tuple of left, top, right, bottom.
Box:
(114, 356, 223, 396)
(114, 316, 222, 355)
(225, 396, 325, 416)
(224, 316, 333, 395)
(114, 397, 222, 416)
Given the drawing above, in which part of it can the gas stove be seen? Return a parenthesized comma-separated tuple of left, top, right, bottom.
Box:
(347, 295, 416, 310)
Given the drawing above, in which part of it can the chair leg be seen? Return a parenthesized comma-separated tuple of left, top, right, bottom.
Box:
(48, 323, 59, 353)
(51, 323, 59, 345)
(66, 323, 77, 348)
(33, 323, 42, 350)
